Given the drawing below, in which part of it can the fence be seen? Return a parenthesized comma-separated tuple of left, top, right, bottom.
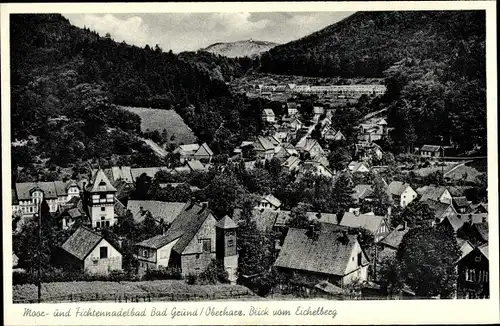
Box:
(13, 289, 253, 304)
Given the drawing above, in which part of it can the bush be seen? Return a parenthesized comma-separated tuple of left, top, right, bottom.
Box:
(143, 266, 183, 281)
(185, 273, 197, 285)
(197, 259, 229, 285)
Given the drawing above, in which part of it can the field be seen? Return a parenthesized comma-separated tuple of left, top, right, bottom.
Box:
(13, 280, 254, 303)
(120, 106, 197, 145)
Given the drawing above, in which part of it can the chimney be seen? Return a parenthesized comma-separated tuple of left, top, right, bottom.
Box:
(199, 201, 208, 213)
(187, 197, 196, 210)
(139, 206, 144, 215)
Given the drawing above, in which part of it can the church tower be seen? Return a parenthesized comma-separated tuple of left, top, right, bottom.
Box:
(86, 169, 117, 229)
(215, 215, 238, 284)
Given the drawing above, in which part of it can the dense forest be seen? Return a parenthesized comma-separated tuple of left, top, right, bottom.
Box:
(258, 11, 486, 153)
(10, 14, 263, 181)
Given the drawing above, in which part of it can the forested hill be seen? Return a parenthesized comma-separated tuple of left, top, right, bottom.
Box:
(259, 11, 486, 154)
(11, 14, 264, 180)
(259, 11, 485, 78)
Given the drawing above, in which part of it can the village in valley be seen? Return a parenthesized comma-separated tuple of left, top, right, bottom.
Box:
(10, 12, 489, 303)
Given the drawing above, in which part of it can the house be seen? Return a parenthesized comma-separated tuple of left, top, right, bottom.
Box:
(348, 161, 371, 173)
(288, 117, 304, 132)
(186, 159, 207, 172)
(379, 224, 410, 253)
(274, 143, 298, 160)
(456, 220, 488, 246)
(422, 199, 457, 225)
(126, 200, 186, 225)
(325, 129, 345, 141)
(253, 136, 276, 160)
(57, 226, 122, 275)
(233, 208, 292, 234)
(354, 142, 383, 161)
(298, 161, 335, 179)
(295, 138, 324, 159)
(60, 207, 85, 230)
(453, 197, 472, 213)
(352, 185, 374, 204)
(274, 224, 370, 288)
(282, 156, 301, 172)
(388, 181, 417, 208)
(313, 154, 330, 167)
(85, 169, 117, 229)
(173, 143, 201, 163)
(470, 203, 488, 214)
(286, 102, 298, 116)
(313, 106, 325, 122)
(256, 194, 282, 210)
(193, 142, 214, 163)
(417, 186, 452, 204)
(419, 145, 444, 159)
(456, 244, 489, 299)
(135, 202, 238, 280)
(273, 131, 290, 144)
(340, 212, 390, 242)
(261, 109, 276, 123)
(357, 118, 388, 142)
(13, 180, 81, 217)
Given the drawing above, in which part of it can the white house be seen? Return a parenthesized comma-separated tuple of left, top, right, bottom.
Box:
(256, 194, 282, 210)
(58, 226, 122, 275)
(388, 181, 418, 208)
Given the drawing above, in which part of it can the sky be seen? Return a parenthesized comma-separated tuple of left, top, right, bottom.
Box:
(63, 12, 354, 53)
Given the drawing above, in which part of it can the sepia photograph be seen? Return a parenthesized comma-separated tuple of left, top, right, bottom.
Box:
(2, 1, 498, 325)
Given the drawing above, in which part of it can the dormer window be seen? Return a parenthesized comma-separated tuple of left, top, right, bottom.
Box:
(99, 181, 106, 191)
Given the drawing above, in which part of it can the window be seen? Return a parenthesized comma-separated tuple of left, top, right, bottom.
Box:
(357, 252, 362, 266)
(475, 255, 481, 262)
(99, 247, 108, 259)
(105, 221, 110, 227)
(101, 207, 106, 212)
(483, 271, 488, 283)
(227, 239, 234, 247)
(199, 239, 211, 252)
(143, 250, 149, 258)
(100, 193, 106, 199)
(196, 254, 200, 259)
(101, 216, 105, 220)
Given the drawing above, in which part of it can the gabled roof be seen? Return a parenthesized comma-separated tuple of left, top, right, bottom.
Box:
(127, 200, 186, 224)
(88, 169, 117, 193)
(254, 136, 275, 151)
(340, 212, 386, 234)
(296, 138, 323, 154)
(420, 145, 442, 152)
(216, 215, 238, 229)
(262, 109, 275, 116)
(186, 160, 205, 171)
(418, 186, 448, 202)
(453, 196, 471, 208)
(261, 194, 282, 208)
(478, 243, 488, 260)
(61, 226, 114, 261)
(380, 224, 409, 250)
(475, 222, 488, 242)
(350, 161, 370, 173)
(422, 199, 454, 219)
(233, 208, 292, 232)
(136, 202, 215, 254)
(15, 181, 68, 200)
(176, 143, 200, 153)
(196, 142, 214, 157)
(274, 224, 367, 276)
(388, 181, 410, 196)
(457, 239, 475, 260)
(352, 184, 373, 201)
(283, 156, 301, 170)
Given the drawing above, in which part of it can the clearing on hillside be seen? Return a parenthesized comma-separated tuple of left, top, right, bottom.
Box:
(120, 106, 197, 145)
